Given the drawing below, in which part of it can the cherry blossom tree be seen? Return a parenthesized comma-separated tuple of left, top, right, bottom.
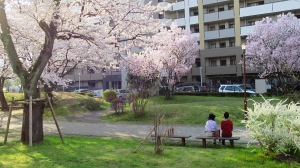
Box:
(245, 13, 300, 93)
(123, 23, 200, 100)
(0, 0, 170, 143)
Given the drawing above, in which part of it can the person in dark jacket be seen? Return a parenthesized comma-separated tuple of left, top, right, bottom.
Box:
(220, 112, 233, 146)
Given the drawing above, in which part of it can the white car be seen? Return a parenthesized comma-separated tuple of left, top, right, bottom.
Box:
(115, 89, 129, 98)
(219, 85, 256, 96)
(74, 89, 89, 93)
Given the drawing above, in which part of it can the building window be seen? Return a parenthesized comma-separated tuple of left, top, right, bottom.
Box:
(248, 21, 255, 26)
(218, 7, 224, 12)
(229, 41, 235, 47)
(220, 43, 226, 48)
(158, 14, 164, 19)
(229, 24, 235, 28)
(66, 69, 74, 75)
(210, 43, 216, 49)
(230, 58, 236, 65)
(194, 27, 199, 33)
(211, 60, 217, 66)
(258, 1, 264, 5)
(208, 9, 215, 13)
(87, 68, 95, 74)
(194, 11, 198, 16)
(247, 3, 257, 7)
(195, 58, 200, 67)
(228, 6, 234, 10)
(220, 60, 227, 66)
(219, 25, 225, 30)
(210, 26, 216, 31)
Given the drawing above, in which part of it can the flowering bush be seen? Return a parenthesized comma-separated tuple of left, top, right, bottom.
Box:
(246, 97, 300, 154)
(111, 98, 124, 114)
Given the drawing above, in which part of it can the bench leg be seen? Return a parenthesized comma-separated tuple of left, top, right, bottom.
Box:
(202, 139, 206, 148)
(181, 138, 186, 146)
(229, 140, 234, 148)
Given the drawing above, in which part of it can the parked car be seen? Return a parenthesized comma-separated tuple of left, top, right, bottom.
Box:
(74, 89, 89, 93)
(115, 89, 129, 98)
(236, 84, 255, 92)
(194, 85, 209, 92)
(219, 85, 256, 96)
(175, 86, 195, 93)
(208, 87, 218, 92)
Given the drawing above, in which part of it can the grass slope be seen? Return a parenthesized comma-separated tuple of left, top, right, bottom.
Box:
(101, 95, 276, 126)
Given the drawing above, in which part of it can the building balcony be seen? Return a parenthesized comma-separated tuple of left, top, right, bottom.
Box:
(158, 2, 173, 11)
(189, 0, 198, 7)
(192, 32, 200, 39)
(190, 15, 199, 25)
(173, 0, 184, 11)
(203, 0, 233, 6)
(241, 25, 255, 36)
(174, 17, 186, 26)
(204, 10, 234, 23)
(204, 28, 235, 40)
(160, 18, 173, 27)
(205, 65, 237, 75)
(240, 0, 300, 17)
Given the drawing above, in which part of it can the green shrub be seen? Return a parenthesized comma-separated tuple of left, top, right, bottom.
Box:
(284, 91, 300, 103)
(80, 98, 102, 110)
(84, 92, 94, 97)
(103, 90, 117, 102)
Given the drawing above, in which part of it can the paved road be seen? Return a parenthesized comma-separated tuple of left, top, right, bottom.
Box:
(0, 111, 255, 145)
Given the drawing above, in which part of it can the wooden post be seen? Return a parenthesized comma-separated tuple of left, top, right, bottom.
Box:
(134, 115, 164, 153)
(46, 94, 64, 143)
(29, 96, 32, 146)
(4, 97, 14, 145)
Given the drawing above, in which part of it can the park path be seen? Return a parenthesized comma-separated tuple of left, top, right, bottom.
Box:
(0, 110, 254, 145)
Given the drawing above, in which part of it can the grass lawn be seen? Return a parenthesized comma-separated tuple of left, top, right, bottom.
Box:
(0, 136, 298, 168)
(101, 95, 280, 126)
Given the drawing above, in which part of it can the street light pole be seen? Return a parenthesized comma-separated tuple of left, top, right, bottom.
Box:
(199, 67, 202, 87)
(78, 73, 81, 90)
(242, 43, 247, 120)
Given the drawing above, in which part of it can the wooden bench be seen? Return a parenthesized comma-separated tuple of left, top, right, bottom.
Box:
(196, 136, 240, 148)
(151, 134, 192, 146)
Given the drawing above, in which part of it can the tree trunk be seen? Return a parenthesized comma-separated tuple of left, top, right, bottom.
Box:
(0, 77, 9, 111)
(21, 89, 45, 144)
(165, 87, 171, 100)
(0, 90, 9, 111)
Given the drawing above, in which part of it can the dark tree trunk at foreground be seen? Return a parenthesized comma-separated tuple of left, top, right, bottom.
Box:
(21, 99, 45, 143)
(0, 77, 9, 111)
(0, 90, 9, 111)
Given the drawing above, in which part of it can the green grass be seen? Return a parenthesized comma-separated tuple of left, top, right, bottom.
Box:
(4, 92, 24, 101)
(0, 136, 298, 168)
(101, 95, 280, 126)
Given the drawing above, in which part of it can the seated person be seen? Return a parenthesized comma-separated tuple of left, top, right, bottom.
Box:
(205, 113, 218, 144)
(220, 112, 233, 146)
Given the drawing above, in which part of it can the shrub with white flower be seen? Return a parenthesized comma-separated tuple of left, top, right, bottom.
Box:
(246, 97, 300, 154)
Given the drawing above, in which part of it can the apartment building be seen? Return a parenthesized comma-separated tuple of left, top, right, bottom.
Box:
(63, 68, 122, 91)
(157, 0, 300, 87)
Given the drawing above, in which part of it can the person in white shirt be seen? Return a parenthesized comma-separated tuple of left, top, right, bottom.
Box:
(205, 113, 219, 144)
